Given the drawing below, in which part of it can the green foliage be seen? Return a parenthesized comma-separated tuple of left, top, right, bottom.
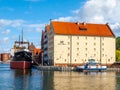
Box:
(116, 37, 120, 50)
(116, 50, 120, 61)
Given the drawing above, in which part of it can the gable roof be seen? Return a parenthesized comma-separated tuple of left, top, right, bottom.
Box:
(51, 21, 115, 37)
(45, 25, 50, 32)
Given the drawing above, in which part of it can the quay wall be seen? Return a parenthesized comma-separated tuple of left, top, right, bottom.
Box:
(33, 65, 120, 72)
(33, 65, 76, 71)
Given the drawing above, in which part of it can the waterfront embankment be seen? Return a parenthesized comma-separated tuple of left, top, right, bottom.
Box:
(33, 65, 76, 71)
(33, 65, 120, 72)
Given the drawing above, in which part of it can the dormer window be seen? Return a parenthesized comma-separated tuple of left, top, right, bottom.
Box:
(79, 27, 87, 31)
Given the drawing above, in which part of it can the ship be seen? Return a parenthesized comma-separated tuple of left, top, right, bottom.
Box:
(10, 30, 32, 69)
(76, 59, 107, 72)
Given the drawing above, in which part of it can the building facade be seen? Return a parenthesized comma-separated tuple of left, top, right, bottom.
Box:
(43, 21, 116, 66)
(42, 25, 50, 65)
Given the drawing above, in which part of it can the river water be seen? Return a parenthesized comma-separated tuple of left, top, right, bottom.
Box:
(0, 64, 120, 90)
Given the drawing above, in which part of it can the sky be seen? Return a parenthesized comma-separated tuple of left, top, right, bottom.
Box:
(0, 0, 120, 53)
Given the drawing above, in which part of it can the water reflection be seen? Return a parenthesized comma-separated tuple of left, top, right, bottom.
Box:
(12, 69, 43, 90)
(0, 64, 120, 90)
(42, 71, 117, 90)
(116, 72, 120, 89)
(42, 71, 54, 90)
(13, 69, 32, 90)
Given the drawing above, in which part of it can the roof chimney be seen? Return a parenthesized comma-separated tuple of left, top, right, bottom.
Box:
(106, 22, 109, 25)
(82, 22, 86, 25)
(75, 22, 79, 25)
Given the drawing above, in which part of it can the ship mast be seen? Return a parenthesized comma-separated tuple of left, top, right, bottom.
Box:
(22, 29, 24, 43)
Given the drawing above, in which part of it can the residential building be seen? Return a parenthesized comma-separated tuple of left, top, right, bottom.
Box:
(42, 21, 115, 66)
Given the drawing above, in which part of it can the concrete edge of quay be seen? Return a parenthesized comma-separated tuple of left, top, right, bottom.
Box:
(32, 65, 76, 71)
(32, 65, 120, 72)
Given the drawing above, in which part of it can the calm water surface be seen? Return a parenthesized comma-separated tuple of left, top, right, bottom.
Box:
(0, 64, 120, 90)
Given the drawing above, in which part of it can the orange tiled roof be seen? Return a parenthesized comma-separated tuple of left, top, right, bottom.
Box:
(51, 21, 115, 37)
(45, 25, 50, 32)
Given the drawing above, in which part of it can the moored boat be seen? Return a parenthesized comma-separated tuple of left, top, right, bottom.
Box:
(10, 49, 32, 69)
(76, 59, 107, 72)
(10, 30, 33, 69)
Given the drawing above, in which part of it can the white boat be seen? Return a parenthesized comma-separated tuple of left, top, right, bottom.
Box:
(76, 59, 107, 72)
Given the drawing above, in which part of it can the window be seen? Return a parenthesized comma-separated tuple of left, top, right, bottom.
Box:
(68, 42, 70, 45)
(60, 41, 64, 44)
(77, 53, 79, 56)
(94, 54, 96, 56)
(94, 48, 96, 51)
(77, 42, 79, 45)
(77, 36, 79, 39)
(65, 59, 67, 62)
(94, 43, 96, 46)
(75, 59, 77, 62)
(68, 47, 70, 50)
(102, 43, 104, 46)
(102, 54, 104, 57)
(79, 27, 87, 31)
(77, 48, 79, 51)
(68, 53, 70, 56)
(94, 37, 96, 40)
(102, 48, 104, 51)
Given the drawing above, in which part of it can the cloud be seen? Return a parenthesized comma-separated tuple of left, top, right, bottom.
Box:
(0, 19, 25, 28)
(52, 0, 120, 37)
(53, 16, 74, 22)
(2, 29, 11, 35)
(110, 23, 120, 36)
(73, 0, 120, 23)
(26, 23, 45, 32)
(0, 18, 44, 52)
(71, 0, 120, 36)
(1, 37, 9, 43)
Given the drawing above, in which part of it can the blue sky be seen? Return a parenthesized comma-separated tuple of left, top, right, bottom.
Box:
(0, 0, 120, 52)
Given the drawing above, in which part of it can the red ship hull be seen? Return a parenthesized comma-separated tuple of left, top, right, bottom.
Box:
(10, 61, 31, 69)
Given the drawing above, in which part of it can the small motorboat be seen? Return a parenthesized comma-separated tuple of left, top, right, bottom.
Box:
(76, 59, 107, 72)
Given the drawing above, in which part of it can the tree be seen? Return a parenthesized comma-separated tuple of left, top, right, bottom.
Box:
(116, 37, 120, 50)
(116, 50, 120, 61)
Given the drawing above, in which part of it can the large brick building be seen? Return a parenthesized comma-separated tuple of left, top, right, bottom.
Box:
(42, 21, 115, 66)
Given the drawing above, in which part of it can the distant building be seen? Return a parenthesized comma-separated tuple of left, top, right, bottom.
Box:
(33, 48, 42, 65)
(41, 25, 50, 65)
(42, 21, 115, 66)
(0, 53, 10, 62)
